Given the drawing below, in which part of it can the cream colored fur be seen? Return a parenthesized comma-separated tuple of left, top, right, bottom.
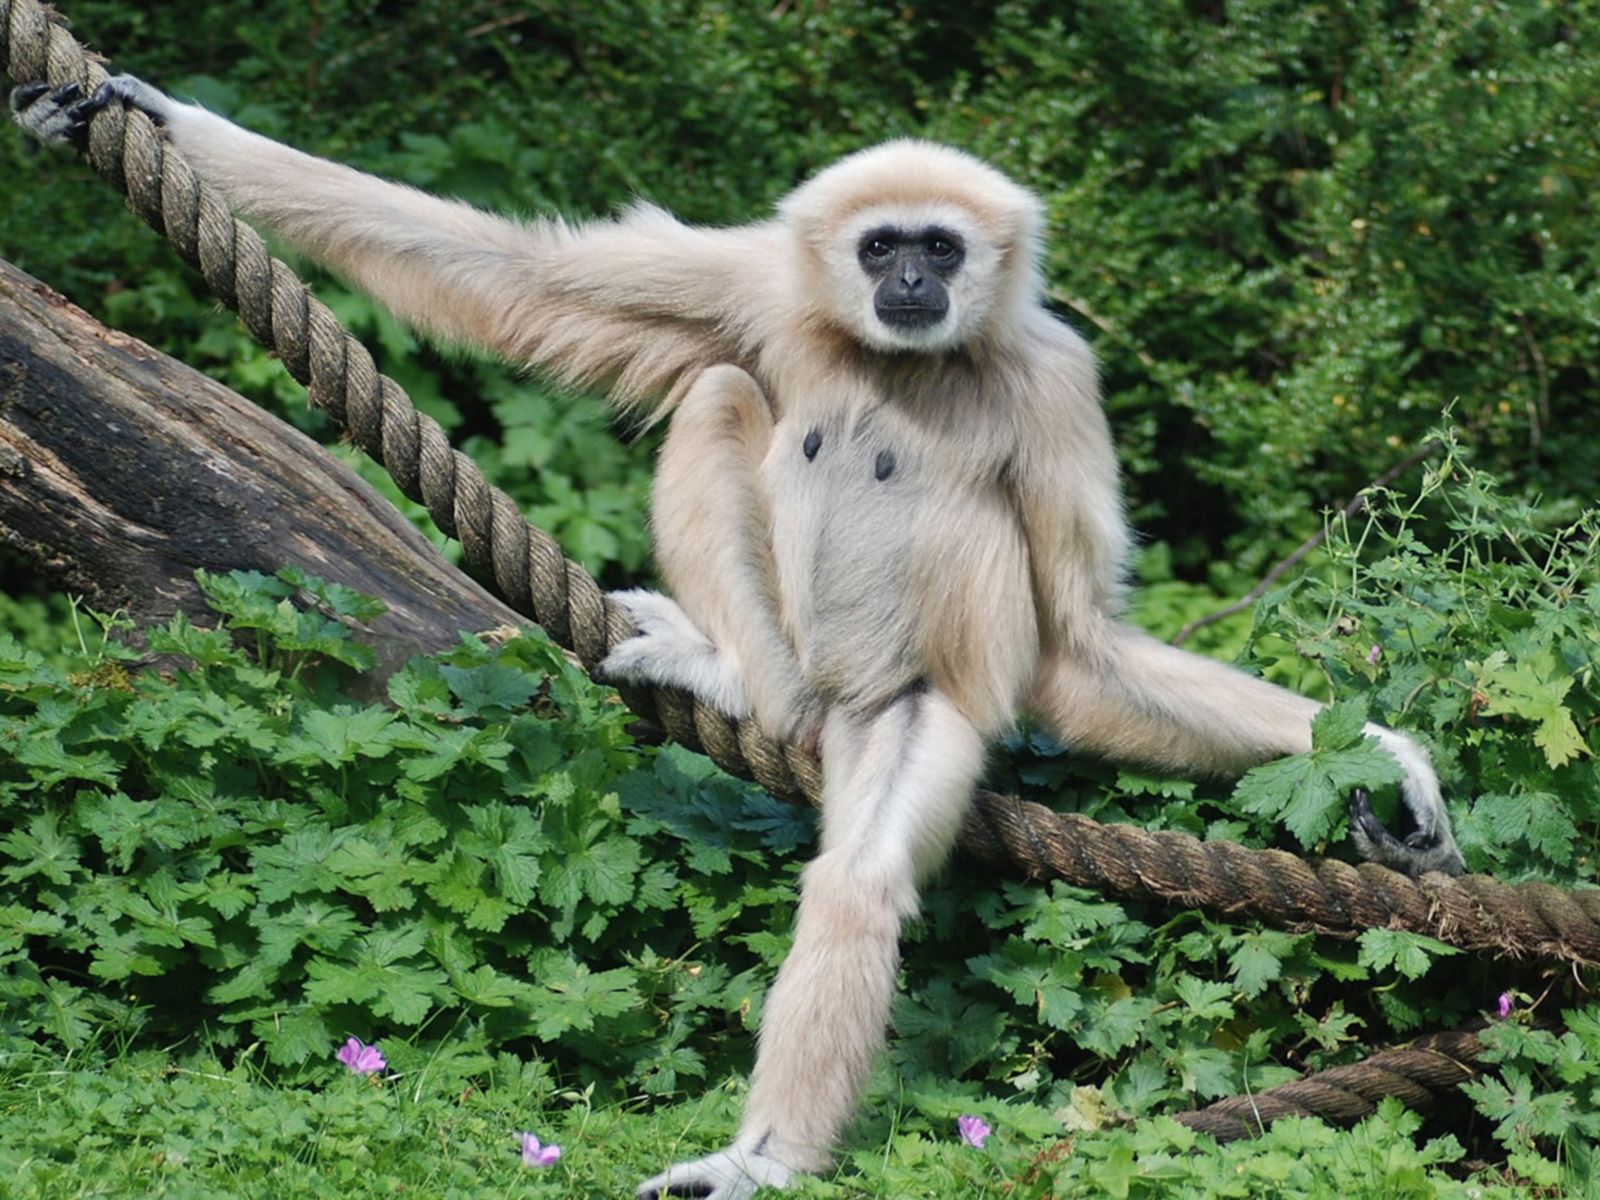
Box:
(14, 75, 1466, 1200)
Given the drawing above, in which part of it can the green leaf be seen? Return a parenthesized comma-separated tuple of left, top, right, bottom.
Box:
(439, 662, 539, 716)
(1357, 928, 1460, 980)
(325, 837, 417, 911)
(522, 950, 640, 1040)
(1232, 727, 1405, 849)
(1472, 649, 1591, 768)
(1311, 697, 1371, 750)
(303, 927, 447, 1026)
(281, 706, 399, 766)
(968, 941, 1084, 1029)
(0, 811, 82, 886)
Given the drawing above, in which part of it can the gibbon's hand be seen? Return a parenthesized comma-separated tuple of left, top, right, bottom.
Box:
(1350, 725, 1466, 876)
(10, 74, 175, 146)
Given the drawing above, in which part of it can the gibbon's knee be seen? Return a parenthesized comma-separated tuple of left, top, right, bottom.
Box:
(670, 364, 774, 444)
(818, 689, 988, 883)
(640, 363, 817, 746)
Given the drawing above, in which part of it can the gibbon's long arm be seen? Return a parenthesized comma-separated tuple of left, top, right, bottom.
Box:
(1014, 345, 1465, 875)
(1029, 629, 1465, 874)
(602, 365, 820, 743)
(29, 77, 769, 410)
(1011, 324, 1465, 876)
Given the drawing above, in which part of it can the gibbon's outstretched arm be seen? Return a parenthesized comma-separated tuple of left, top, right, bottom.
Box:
(1012, 353, 1466, 876)
(1028, 625, 1465, 874)
(11, 77, 770, 410)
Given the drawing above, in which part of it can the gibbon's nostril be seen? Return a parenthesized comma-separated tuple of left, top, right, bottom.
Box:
(874, 449, 896, 481)
(803, 428, 822, 460)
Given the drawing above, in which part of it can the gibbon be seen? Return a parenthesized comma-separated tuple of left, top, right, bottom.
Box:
(13, 77, 1465, 1199)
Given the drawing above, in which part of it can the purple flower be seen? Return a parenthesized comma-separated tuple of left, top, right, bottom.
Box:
(519, 1132, 562, 1167)
(1497, 991, 1513, 1019)
(1366, 644, 1382, 665)
(957, 1115, 991, 1149)
(336, 1036, 386, 1075)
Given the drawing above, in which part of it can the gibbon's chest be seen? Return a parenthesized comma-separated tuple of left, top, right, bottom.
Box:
(757, 379, 1025, 705)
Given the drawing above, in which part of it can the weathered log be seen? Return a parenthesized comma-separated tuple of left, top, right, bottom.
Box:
(0, 257, 523, 674)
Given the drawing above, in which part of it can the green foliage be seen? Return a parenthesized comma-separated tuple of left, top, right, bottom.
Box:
(0, 569, 808, 1092)
(1461, 1007, 1600, 1194)
(0, 554, 1586, 1195)
(4, 0, 1595, 590)
(3, 1, 1598, 1194)
(1238, 428, 1600, 883)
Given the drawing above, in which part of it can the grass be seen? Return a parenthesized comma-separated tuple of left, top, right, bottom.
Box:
(0, 1041, 1024, 1199)
(0, 1037, 1551, 1200)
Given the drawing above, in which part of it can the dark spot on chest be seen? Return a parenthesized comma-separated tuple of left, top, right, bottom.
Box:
(874, 449, 896, 481)
(803, 428, 822, 461)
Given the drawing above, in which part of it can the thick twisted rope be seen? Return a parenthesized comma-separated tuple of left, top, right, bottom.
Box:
(6, 0, 1600, 980)
(1172, 1026, 1486, 1140)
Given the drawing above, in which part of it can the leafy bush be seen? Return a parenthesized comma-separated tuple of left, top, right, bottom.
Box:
(1, 447, 1597, 1192)
(0, 569, 811, 1092)
(4, 0, 1595, 589)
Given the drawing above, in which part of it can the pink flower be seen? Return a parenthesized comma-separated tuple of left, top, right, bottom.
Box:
(336, 1036, 386, 1075)
(1366, 645, 1382, 665)
(519, 1132, 562, 1167)
(1497, 991, 1513, 1019)
(957, 1115, 991, 1149)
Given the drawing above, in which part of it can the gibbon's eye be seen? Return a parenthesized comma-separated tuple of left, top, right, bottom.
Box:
(864, 237, 894, 261)
(927, 235, 961, 263)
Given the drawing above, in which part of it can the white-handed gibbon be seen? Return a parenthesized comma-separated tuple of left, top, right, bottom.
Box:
(13, 76, 1465, 1200)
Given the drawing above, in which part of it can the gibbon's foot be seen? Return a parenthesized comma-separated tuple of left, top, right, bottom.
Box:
(600, 590, 753, 719)
(1349, 790, 1466, 877)
(10, 74, 171, 146)
(636, 1146, 799, 1200)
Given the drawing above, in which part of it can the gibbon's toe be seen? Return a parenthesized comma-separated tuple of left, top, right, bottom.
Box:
(636, 1147, 792, 1200)
(638, 1183, 717, 1199)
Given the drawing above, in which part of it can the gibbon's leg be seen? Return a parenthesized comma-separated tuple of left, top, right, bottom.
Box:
(638, 689, 986, 1200)
(1030, 624, 1465, 876)
(602, 366, 818, 742)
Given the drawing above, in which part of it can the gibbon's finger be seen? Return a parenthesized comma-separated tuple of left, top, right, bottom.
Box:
(8, 81, 53, 112)
(1348, 789, 1464, 877)
(83, 75, 174, 125)
(9, 81, 94, 145)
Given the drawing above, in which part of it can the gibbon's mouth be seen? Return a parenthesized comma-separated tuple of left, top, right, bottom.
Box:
(876, 301, 948, 330)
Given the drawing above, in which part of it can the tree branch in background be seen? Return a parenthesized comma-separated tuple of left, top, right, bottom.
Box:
(0, 257, 523, 676)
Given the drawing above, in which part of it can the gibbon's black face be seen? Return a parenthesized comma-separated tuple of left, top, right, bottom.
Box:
(857, 225, 966, 332)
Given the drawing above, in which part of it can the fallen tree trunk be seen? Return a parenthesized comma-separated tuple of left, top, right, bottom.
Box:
(0, 257, 522, 674)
